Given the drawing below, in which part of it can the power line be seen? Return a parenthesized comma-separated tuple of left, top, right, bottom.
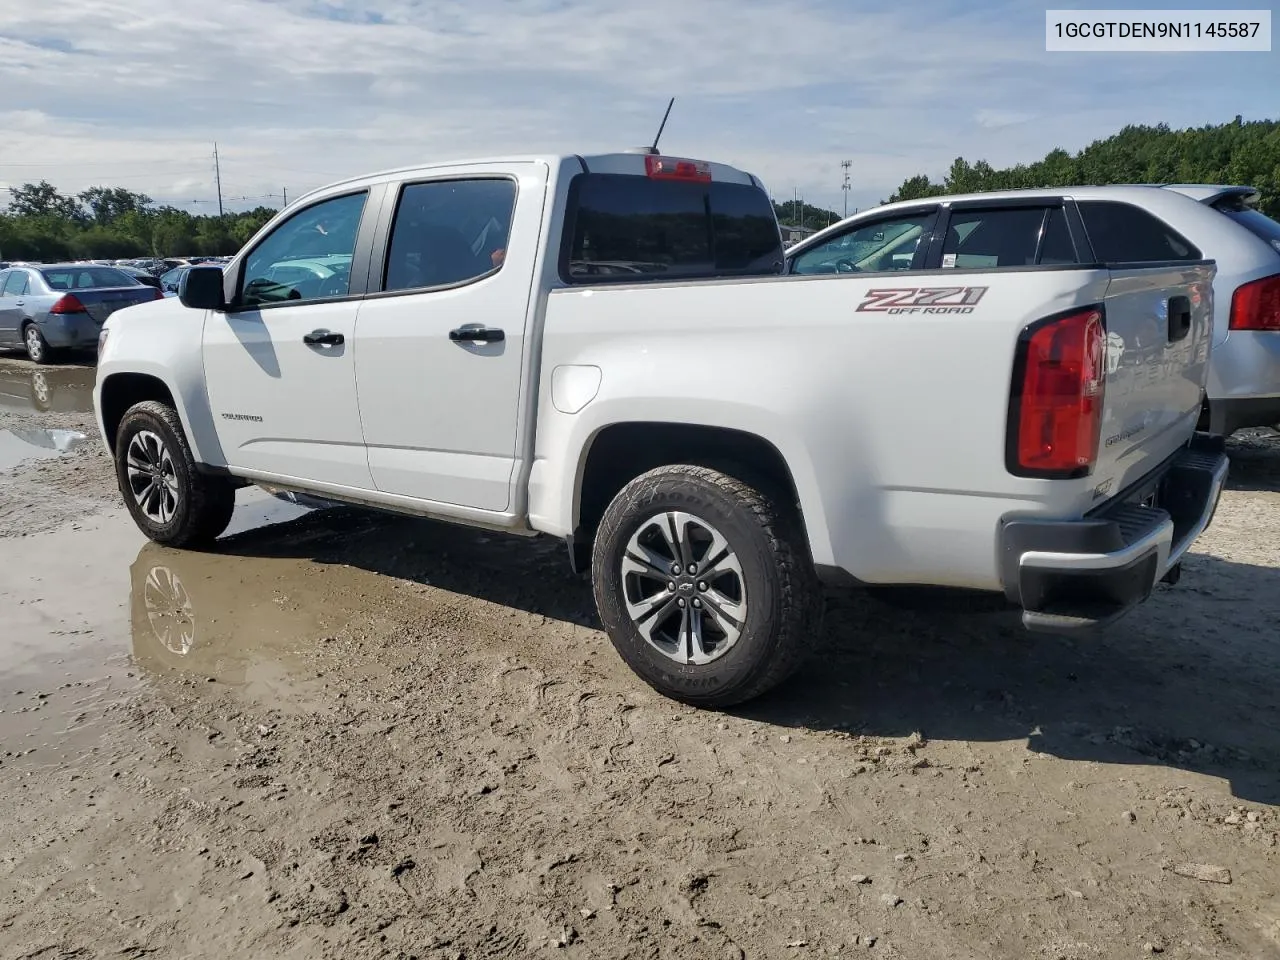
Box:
(0, 157, 207, 168)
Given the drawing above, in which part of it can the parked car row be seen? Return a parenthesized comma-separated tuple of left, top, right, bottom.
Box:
(0, 263, 165, 362)
(0, 256, 231, 279)
(92, 149, 1236, 707)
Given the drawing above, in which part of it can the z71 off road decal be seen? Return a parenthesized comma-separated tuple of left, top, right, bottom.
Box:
(856, 286, 988, 315)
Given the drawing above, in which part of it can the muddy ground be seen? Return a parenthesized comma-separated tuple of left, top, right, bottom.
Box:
(1, 353, 1279, 960)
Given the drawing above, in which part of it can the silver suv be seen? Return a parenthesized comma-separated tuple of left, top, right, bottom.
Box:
(787, 184, 1280, 436)
(1163, 185, 1280, 435)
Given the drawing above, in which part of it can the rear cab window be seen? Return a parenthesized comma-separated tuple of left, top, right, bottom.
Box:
(560, 171, 782, 283)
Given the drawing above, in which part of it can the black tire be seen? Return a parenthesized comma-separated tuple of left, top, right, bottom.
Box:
(114, 400, 236, 548)
(591, 464, 824, 708)
(23, 323, 55, 365)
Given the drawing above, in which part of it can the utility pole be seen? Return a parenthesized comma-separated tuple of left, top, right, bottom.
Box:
(841, 159, 852, 218)
(213, 142, 224, 216)
(282, 186, 287, 207)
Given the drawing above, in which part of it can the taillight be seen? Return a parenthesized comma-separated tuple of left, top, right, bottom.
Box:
(1228, 274, 1280, 331)
(1009, 306, 1106, 478)
(644, 154, 712, 182)
(151, 287, 165, 300)
(48, 293, 86, 314)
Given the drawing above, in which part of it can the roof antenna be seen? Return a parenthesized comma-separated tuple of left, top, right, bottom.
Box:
(649, 97, 675, 155)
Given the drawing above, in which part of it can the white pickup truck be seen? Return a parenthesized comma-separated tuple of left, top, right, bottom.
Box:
(94, 150, 1229, 707)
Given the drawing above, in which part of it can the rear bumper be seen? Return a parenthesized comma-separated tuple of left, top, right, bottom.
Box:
(37, 314, 101, 349)
(1205, 330, 1280, 433)
(1202, 394, 1280, 435)
(999, 435, 1229, 632)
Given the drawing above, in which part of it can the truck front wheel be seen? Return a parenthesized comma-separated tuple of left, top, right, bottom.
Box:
(591, 465, 823, 708)
(113, 400, 236, 548)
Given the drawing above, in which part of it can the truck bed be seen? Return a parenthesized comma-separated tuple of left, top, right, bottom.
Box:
(532, 262, 1214, 590)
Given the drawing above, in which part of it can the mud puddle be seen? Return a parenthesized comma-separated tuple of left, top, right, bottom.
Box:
(0, 425, 88, 470)
(0, 489, 336, 769)
(0, 363, 95, 415)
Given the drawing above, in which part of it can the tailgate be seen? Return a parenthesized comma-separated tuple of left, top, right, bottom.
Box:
(1095, 262, 1215, 490)
(77, 287, 157, 323)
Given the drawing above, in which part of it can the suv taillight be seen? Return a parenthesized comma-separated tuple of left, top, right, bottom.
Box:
(1009, 306, 1106, 478)
(1229, 274, 1280, 331)
(48, 293, 86, 314)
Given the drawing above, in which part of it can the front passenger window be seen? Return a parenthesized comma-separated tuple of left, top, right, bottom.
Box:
(241, 191, 368, 307)
(790, 212, 935, 275)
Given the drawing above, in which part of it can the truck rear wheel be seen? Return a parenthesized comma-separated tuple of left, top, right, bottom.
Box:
(113, 400, 236, 548)
(591, 464, 823, 708)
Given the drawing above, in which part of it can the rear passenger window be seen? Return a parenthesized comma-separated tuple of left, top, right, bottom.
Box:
(941, 207, 1054, 268)
(383, 178, 517, 293)
(1077, 200, 1201, 262)
(563, 174, 782, 282)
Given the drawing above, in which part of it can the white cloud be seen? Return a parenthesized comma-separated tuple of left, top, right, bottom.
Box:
(0, 0, 1272, 216)
(975, 109, 1036, 129)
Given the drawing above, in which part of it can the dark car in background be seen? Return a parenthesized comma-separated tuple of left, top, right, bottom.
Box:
(0, 263, 162, 363)
(158, 265, 192, 295)
(114, 265, 165, 290)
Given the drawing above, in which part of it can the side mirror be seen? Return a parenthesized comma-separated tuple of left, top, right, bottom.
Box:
(178, 266, 226, 310)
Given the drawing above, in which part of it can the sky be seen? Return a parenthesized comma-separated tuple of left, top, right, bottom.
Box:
(0, 0, 1275, 218)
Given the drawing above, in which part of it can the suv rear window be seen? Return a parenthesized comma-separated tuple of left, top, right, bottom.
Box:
(562, 174, 783, 283)
(1076, 200, 1202, 263)
(1214, 201, 1280, 255)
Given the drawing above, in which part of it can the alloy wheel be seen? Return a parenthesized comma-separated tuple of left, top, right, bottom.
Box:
(620, 511, 747, 665)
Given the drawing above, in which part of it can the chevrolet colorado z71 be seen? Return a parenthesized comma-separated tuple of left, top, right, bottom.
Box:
(94, 151, 1228, 706)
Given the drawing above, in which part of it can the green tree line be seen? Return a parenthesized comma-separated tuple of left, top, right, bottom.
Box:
(887, 116, 1280, 217)
(773, 199, 841, 229)
(0, 181, 277, 262)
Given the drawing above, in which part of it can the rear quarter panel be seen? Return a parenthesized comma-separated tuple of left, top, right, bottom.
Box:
(530, 268, 1131, 591)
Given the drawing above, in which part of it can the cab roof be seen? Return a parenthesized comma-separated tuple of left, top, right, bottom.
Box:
(293, 151, 762, 207)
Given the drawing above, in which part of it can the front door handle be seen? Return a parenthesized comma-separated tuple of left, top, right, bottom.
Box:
(449, 325, 504, 344)
(303, 329, 344, 346)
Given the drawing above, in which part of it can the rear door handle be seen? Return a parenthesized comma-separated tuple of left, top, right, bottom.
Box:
(1167, 295, 1191, 342)
(449, 325, 504, 343)
(303, 329, 344, 346)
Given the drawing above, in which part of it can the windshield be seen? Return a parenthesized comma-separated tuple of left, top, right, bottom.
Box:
(1216, 202, 1280, 256)
(41, 266, 140, 289)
